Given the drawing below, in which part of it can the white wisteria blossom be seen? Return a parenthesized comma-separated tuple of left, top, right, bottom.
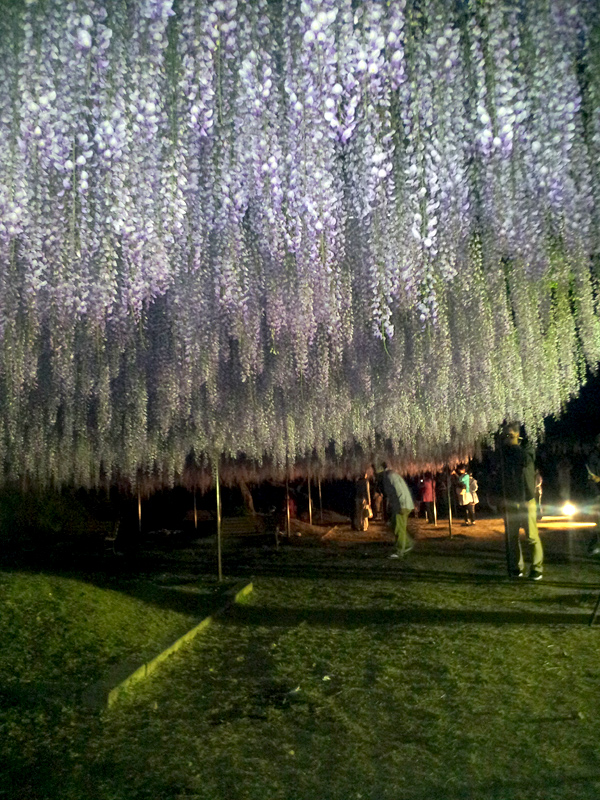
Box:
(0, 0, 598, 486)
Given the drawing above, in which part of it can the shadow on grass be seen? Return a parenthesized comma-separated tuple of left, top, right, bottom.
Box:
(222, 603, 594, 628)
(402, 773, 600, 800)
(0, 561, 237, 619)
(529, 590, 600, 608)
(221, 560, 600, 591)
(91, 577, 232, 618)
(32, 564, 600, 621)
(2, 544, 599, 620)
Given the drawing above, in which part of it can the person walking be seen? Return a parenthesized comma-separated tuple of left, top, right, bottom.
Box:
(500, 422, 544, 580)
(380, 462, 415, 558)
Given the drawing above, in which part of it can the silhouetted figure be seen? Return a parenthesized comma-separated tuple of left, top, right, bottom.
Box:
(372, 489, 384, 521)
(353, 470, 372, 531)
(500, 422, 543, 580)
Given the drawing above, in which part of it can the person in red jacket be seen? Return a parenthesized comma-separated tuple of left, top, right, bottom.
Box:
(420, 472, 435, 524)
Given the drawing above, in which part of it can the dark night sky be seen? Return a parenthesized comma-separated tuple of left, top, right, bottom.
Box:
(472, 370, 600, 504)
(531, 369, 600, 500)
(544, 369, 600, 444)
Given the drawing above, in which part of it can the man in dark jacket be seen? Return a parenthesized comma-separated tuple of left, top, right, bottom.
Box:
(501, 422, 543, 580)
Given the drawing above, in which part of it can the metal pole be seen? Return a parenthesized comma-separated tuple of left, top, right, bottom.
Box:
(193, 489, 198, 531)
(215, 462, 223, 582)
(308, 474, 313, 525)
(318, 475, 323, 523)
(498, 438, 511, 577)
(447, 467, 453, 539)
(286, 476, 291, 537)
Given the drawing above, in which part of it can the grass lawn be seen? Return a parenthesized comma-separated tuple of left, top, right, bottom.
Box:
(53, 573, 600, 800)
(0, 569, 228, 798)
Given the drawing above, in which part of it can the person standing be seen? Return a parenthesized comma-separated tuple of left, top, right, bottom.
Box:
(500, 422, 543, 580)
(534, 470, 543, 521)
(353, 470, 372, 532)
(455, 465, 475, 526)
(371, 488, 384, 521)
(420, 472, 436, 524)
(380, 462, 415, 558)
(469, 473, 479, 524)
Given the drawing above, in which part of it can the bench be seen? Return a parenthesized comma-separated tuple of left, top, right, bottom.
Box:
(220, 516, 265, 537)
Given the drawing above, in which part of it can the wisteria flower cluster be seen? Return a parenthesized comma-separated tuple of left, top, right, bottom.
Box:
(0, 0, 599, 486)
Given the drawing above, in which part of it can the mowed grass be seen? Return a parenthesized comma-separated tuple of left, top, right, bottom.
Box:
(58, 575, 600, 800)
(0, 570, 211, 798)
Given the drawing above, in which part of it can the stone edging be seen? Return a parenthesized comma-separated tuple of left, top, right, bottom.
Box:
(82, 581, 253, 709)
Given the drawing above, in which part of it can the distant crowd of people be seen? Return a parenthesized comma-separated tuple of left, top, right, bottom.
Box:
(350, 424, 600, 581)
(354, 463, 483, 562)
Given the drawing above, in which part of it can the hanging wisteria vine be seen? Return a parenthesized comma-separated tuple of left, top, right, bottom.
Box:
(1, 0, 600, 486)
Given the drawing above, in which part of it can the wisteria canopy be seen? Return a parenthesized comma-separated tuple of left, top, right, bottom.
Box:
(1, 0, 600, 486)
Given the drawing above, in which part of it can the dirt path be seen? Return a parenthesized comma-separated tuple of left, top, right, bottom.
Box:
(141, 513, 600, 591)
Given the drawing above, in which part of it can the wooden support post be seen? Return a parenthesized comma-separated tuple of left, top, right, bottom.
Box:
(137, 487, 142, 535)
(286, 476, 291, 537)
(193, 489, 198, 531)
(499, 441, 511, 577)
(447, 467, 453, 539)
(308, 474, 313, 526)
(215, 463, 223, 582)
(318, 475, 323, 523)
(433, 476, 438, 527)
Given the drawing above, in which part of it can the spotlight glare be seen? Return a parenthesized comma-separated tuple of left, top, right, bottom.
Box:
(562, 503, 577, 517)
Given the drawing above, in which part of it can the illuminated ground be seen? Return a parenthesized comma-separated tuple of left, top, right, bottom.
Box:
(202, 512, 600, 588)
(3, 516, 600, 800)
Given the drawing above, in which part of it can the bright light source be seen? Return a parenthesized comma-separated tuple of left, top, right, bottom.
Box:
(562, 503, 577, 516)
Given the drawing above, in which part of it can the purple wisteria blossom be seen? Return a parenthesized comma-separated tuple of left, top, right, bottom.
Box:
(0, 0, 598, 484)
